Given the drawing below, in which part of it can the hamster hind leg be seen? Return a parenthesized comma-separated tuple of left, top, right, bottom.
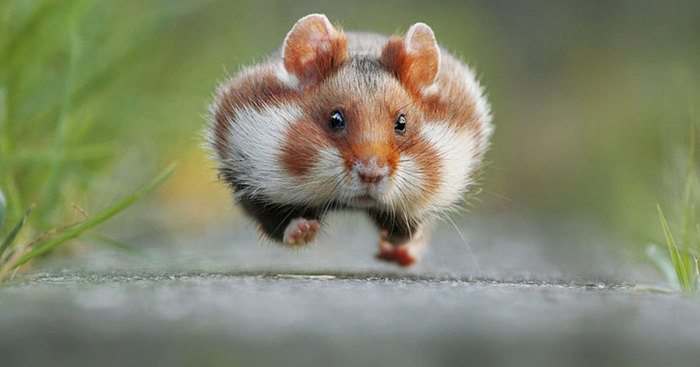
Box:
(368, 210, 430, 267)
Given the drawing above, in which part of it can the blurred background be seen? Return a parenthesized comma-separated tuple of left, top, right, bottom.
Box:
(1, 0, 699, 273)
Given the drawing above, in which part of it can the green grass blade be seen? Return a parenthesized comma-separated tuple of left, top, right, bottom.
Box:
(83, 233, 153, 259)
(6, 144, 113, 166)
(681, 123, 695, 251)
(1, 0, 60, 58)
(12, 164, 175, 269)
(657, 204, 692, 294)
(41, 29, 81, 219)
(646, 244, 678, 285)
(0, 186, 5, 236)
(0, 204, 34, 255)
(0, 87, 7, 154)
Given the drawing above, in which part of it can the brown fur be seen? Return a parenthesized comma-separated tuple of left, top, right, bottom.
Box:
(210, 25, 485, 211)
(380, 25, 440, 96)
(283, 14, 347, 87)
(206, 14, 493, 266)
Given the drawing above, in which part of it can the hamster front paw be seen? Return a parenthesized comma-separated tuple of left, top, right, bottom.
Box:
(283, 218, 321, 246)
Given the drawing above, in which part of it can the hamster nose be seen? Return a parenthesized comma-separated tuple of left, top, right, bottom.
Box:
(358, 170, 383, 184)
(355, 158, 390, 184)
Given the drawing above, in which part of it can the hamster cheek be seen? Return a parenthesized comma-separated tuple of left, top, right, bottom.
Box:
(389, 154, 427, 212)
(279, 121, 324, 178)
(306, 147, 348, 202)
(216, 103, 302, 198)
(385, 130, 444, 215)
(418, 123, 480, 209)
(280, 121, 345, 204)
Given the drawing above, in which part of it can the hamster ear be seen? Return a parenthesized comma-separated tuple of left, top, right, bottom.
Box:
(282, 14, 347, 87)
(381, 23, 441, 95)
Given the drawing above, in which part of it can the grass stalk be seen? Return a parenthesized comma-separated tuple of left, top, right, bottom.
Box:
(0, 164, 175, 281)
(657, 204, 694, 294)
(11, 164, 175, 270)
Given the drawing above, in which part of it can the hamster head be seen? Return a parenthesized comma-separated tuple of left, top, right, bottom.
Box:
(209, 14, 491, 219)
(279, 15, 445, 213)
(286, 57, 422, 210)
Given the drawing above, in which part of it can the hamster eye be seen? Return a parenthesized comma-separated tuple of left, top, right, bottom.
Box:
(394, 114, 406, 133)
(329, 110, 345, 131)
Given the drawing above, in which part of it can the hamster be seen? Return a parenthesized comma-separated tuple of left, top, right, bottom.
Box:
(206, 14, 493, 266)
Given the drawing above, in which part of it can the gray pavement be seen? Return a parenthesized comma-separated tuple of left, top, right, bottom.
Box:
(2, 213, 699, 366)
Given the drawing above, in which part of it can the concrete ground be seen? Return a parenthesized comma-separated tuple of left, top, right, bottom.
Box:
(2, 214, 700, 366)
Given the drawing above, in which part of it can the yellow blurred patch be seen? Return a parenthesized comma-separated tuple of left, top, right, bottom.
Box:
(158, 147, 244, 232)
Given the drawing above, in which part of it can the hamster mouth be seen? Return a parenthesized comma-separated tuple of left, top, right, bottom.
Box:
(355, 194, 375, 202)
(347, 178, 391, 207)
(349, 194, 379, 208)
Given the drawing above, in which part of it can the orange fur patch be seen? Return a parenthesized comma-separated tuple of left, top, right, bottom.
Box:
(283, 15, 347, 87)
(401, 133, 442, 204)
(380, 31, 439, 96)
(279, 118, 331, 177)
(211, 66, 301, 158)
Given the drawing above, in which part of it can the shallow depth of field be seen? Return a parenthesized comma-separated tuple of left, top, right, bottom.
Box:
(2, 1, 700, 366)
